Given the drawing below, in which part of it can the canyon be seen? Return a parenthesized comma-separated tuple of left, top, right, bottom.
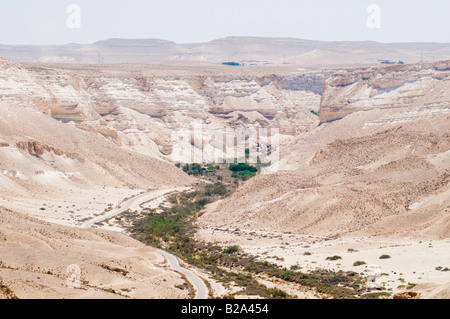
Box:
(0, 38, 449, 299)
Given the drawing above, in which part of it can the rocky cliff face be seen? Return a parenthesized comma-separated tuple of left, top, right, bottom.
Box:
(0, 58, 324, 160)
(319, 60, 450, 124)
(195, 59, 450, 241)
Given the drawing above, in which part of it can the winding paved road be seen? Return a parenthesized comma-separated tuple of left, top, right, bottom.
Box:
(81, 188, 187, 229)
(81, 187, 208, 299)
(157, 249, 208, 299)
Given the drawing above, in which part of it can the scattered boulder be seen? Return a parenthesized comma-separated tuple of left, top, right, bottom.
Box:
(393, 291, 420, 299)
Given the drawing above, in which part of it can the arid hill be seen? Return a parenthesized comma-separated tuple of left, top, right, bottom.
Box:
(0, 207, 190, 299)
(0, 55, 449, 299)
(2, 37, 450, 66)
(320, 60, 450, 123)
(196, 61, 450, 239)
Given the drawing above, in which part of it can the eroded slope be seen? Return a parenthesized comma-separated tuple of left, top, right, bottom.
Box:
(0, 207, 190, 299)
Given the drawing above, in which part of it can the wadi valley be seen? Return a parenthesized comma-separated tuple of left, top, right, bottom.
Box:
(0, 38, 449, 299)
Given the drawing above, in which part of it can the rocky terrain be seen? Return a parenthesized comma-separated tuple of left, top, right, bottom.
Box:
(0, 56, 325, 298)
(0, 49, 449, 298)
(320, 60, 450, 123)
(196, 60, 450, 238)
(0, 207, 192, 299)
(194, 59, 450, 297)
(197, 114, 450, 238)
(0, 58, 323, 164)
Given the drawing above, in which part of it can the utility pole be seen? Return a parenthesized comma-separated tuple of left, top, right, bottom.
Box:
(98, 52, 104, 64)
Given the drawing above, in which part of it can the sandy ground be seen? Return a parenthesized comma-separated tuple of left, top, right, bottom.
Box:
(195, 227, 450, 297)
(0, 207, 193, 299)
(194, 113, 450, 298)
(0, 184, 195, 230)
(82, 187, 194, 231)
(1, 57, 449, 299)
(0, 185, 140, 227)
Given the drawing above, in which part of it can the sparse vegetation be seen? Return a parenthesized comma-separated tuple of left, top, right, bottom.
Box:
(353, 261, 366, 267)
(127, 181, 371, 299)
(204, 182, 228, 197)
(180, 162, 261, 182)
(379, 255, 391, 259)
(326, 255, 342, 261)
(182, 163, 204, 176)
(0, 281, 19, 299)
(232, 170, 256, 180)
(364, 291, 391, 299)
(223, 245, 241, 254)
(229, 163, 258, 180)
(406, 283, 417, 290)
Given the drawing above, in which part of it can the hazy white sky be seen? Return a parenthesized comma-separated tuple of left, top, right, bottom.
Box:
(1, 0, 449, 45)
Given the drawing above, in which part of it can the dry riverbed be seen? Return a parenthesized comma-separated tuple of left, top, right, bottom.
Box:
(195, 226, 450, 298)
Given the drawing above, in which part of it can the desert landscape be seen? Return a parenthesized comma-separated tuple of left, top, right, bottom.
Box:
(0, 35, 449, 299)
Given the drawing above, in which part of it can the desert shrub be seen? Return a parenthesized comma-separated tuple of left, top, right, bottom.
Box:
(353, 261, 366, 266)
(223, 245, 241, 254)
(406, 283, 417, 290)
(229, 163, 257, 173)
(326, 256, 342, 261)
(0, 282, 19, 299)
(267, 287, 288, 298)
(183, 163, 204, 176)
(231, 170, 256, 180)
(379, 255, 391, 259)
(364, 292, 391, 299)
(190, 163, 204, 175)
(239, 170, 256, 180)
(204, 182, 228, 196)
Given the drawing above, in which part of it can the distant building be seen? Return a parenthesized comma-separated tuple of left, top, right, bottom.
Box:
(380, 59, 405, 65)
(221, 62, 241, 66)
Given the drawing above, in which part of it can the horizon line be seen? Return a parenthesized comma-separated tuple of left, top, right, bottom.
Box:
(2, 36, 450, 47)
